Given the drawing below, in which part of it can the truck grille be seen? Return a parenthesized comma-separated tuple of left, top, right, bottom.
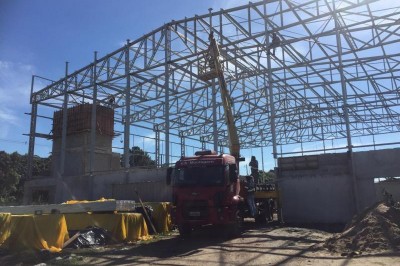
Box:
(183, 200, 208, 220)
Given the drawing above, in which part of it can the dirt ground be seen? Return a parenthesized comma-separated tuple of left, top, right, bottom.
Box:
(1, 221, 399, 266)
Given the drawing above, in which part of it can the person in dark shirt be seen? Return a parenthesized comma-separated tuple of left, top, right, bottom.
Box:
(249, 156, 259, 184)
(245, 175, 257, 217)
(268, 32, 281, 56)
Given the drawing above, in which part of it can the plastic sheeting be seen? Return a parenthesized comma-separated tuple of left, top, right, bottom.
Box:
(0, 214, 68, 252)
(69, 226, 110, 248)
(64, 213, 149, 242)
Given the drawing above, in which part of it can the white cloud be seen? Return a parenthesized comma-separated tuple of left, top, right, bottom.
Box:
(0, 60, 34, 144)
(0, 106, 19, 125)
(212, 0, 248, 11)
(0, 60, 34, 108)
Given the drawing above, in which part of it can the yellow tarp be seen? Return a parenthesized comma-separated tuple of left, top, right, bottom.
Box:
(0, 200, 171, 252)
(144, 202, 172, 234)
(63, 199, 173, 234)
(0, 214, 68, 252)
(0, 213, 12, 245)
(65, 213, 150, 242)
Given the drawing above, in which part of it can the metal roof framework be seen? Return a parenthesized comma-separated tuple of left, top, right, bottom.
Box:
(28, 0, 400, 176)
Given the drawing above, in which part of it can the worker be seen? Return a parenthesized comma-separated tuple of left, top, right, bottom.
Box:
(249, 156, 259, 184)
(268, 32, 281, 56)
(245, 175, 257, 217)
(268, 199, 274, 221)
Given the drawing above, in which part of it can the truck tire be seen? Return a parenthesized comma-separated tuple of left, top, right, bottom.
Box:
(255, 200, 269, 225)
(255, 212, 267, 224)
(178, 225, 192, 237)
(226, 210, 243, 237)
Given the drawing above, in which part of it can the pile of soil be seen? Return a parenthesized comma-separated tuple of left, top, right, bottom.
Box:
(324, 202, 400, 253)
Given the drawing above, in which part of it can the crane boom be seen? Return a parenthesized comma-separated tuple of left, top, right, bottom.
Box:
(199, 32, 241, 159)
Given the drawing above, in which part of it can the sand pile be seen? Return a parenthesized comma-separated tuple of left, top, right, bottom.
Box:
(324, 202, 400, 253)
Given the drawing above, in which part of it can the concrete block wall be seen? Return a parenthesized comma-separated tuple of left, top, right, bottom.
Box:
(278, 148, 400, 225)
(353, 148, 400, 178)
(279, 174, 354, 223)
(278, 152, 354, 224)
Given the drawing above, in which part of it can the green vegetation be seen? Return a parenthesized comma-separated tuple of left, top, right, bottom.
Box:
(258, 170, 276, 183)
(120, 146, 156, 167)
(0, 151, 51, 204)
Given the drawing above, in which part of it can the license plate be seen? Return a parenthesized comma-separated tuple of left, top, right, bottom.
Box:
(189, 211, 200, 217)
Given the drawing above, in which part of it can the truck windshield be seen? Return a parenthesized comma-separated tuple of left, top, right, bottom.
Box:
(174, 166, 225, 186)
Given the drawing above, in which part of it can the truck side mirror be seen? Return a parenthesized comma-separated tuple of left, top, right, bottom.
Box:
(229, 164, 237, 183)
(166, 167, 173, 185)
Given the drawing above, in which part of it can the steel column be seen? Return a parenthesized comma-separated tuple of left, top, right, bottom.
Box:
(124, 40, 131, 169)
(27, 75, 37, 179)
(264, 3, 278, 159)
(333, 1, 359, 213)
(334, 3, 353, 152)
(60, 62, 69, 176)
(90, 51, 98, 174)
(154, 125, 160, 167)
(164, 26, 171, 165)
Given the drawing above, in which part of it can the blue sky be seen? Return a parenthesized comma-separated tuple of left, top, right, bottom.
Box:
(2, 0, 397, 174)
(0, 0, 273, 173)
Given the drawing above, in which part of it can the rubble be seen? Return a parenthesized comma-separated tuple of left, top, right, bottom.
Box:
(324, 202, 400, 253)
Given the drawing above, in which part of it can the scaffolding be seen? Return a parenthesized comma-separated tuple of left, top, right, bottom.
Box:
(27, 0, 400, 178)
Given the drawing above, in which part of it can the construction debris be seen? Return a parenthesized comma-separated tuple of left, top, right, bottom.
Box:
(67, 227, 111, 249)
(324, 202, 400, 253)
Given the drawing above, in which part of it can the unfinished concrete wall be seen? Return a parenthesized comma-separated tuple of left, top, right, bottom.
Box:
(52, 133, 120, 176)
(375, 179, 400, 202)
(353, 148, 400, 178)
(278, 148, 400, 225)
(51, 104, 119, 177)
(112, 181, 172, 202)
(278, 153, 354, 224)
(24, 167, 170, 204)
(23, 177, 57, 204)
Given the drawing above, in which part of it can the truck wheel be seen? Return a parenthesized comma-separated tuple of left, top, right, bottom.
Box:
(178, 225, 192, 237)
(255, 200, 268, 225)
(255, 212, 267, 224)
(226, 210, 243, 237)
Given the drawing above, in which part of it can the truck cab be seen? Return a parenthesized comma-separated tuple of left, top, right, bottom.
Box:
(167, 150, 242, 236)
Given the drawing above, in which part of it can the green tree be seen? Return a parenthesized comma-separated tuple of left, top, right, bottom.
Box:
(0, 151, 51, 204)
(120, 146, 156, 167)
(0, 151, 21, 203)
(258, 169, 276, 183)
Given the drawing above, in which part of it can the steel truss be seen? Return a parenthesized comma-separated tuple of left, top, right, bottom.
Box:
(28, 0, 400, 176)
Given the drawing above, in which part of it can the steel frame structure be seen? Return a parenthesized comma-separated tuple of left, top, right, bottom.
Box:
(27, 0, 400, 177)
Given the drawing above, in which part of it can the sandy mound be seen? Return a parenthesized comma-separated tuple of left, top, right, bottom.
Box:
(324, 202, 400, 253)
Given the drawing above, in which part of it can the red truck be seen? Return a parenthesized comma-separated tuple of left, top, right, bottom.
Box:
(167, 150, 243, 236)
(166, 32, 280, 236)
